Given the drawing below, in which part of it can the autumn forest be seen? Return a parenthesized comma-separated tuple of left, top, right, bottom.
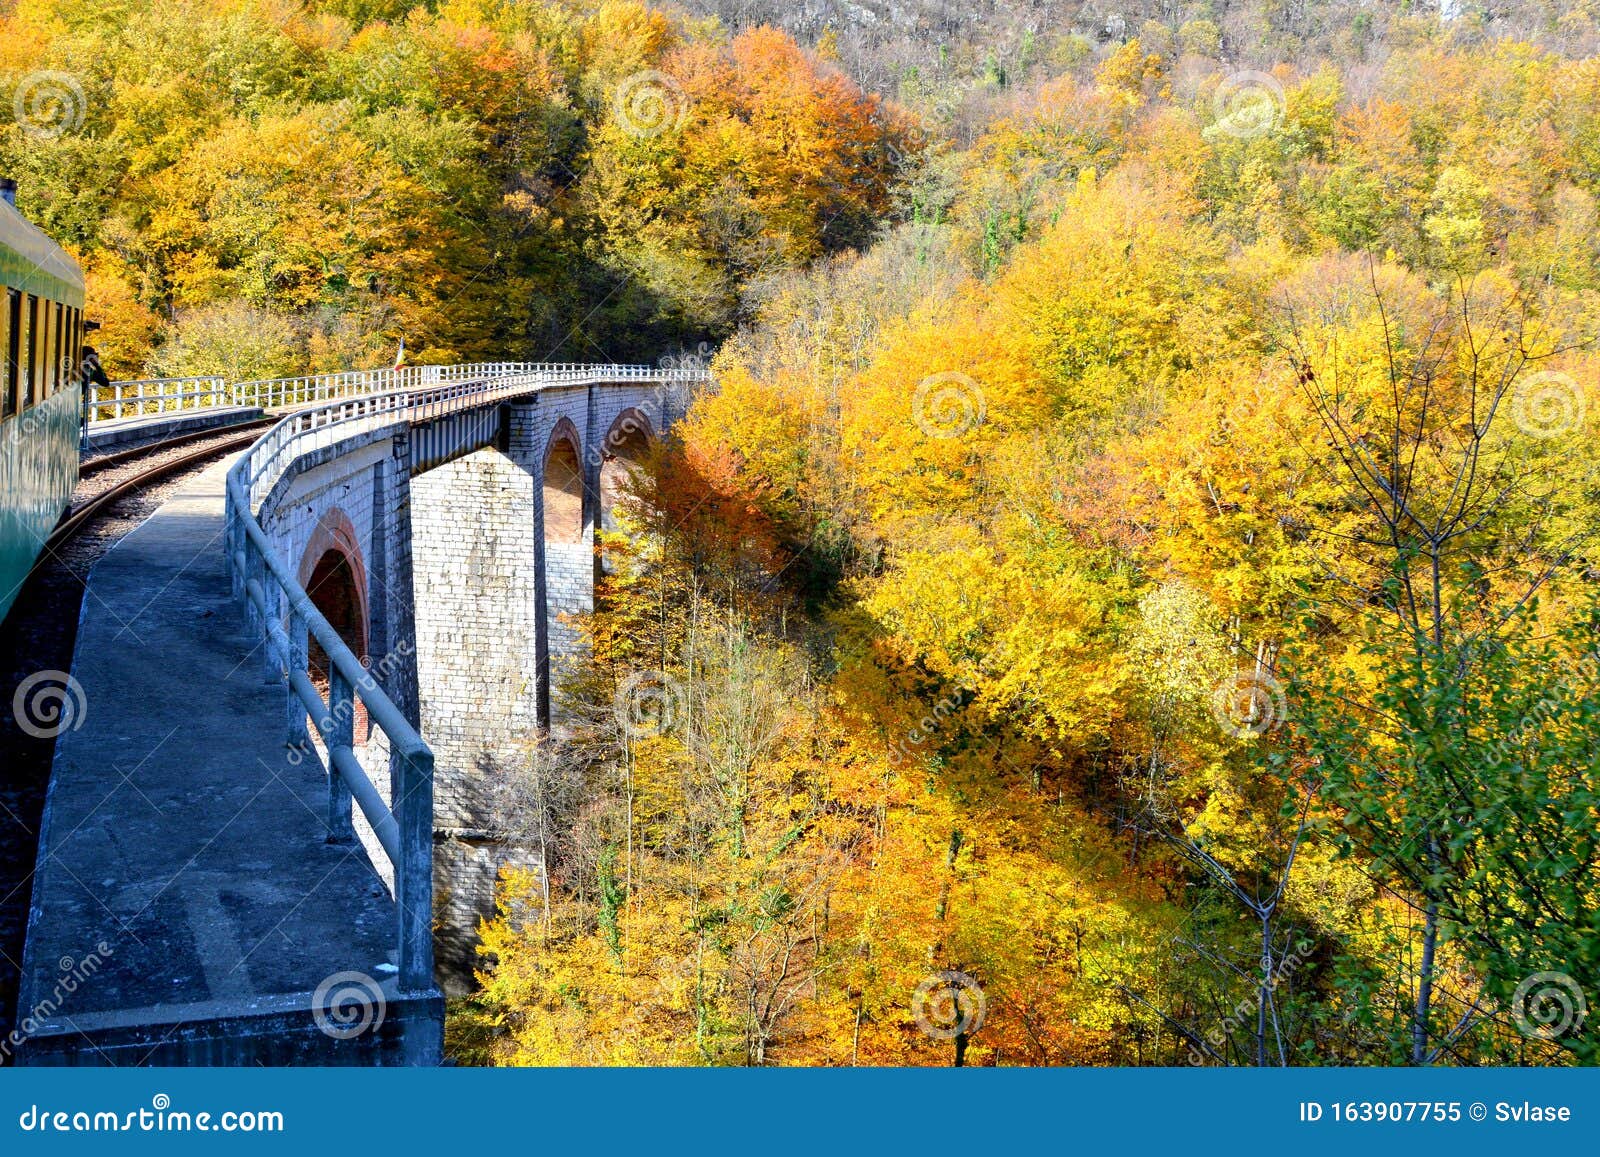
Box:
(6, 0, 1600, 1066)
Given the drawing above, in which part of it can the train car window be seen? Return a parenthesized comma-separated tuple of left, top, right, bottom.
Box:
(75, 309, 86, 394)
(40, 302, 52, 403)
(40, 299, 58, 403)
(48, 302, 63, 397)
(17, 293, 32, 410)
(0, 290, 13, 420)
(59, 306, 70, 389)
(34, 296, 49, 405)
(24, 294, 38, 406)
(65, 306, 79, 389)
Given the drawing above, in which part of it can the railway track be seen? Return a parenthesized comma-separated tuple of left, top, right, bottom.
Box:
(78, 416, 274, 478)
(0, 419, 270, 1058)
(50, 420, 272, 553)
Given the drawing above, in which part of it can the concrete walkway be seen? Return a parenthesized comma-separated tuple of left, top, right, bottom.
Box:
(15, 455, 438, 1064)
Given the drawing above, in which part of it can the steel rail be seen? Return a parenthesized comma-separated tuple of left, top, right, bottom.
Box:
(43, 426, 268, 555)
(79, 418, 275, 478)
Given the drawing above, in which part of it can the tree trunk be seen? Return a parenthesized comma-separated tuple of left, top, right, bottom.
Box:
(1414, 840, 1441, 1065)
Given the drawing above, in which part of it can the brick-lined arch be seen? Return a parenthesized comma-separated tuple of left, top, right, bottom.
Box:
(599, 408, 654, 533)
(297, 508, 370, 744)
(542, 419, 584, 544)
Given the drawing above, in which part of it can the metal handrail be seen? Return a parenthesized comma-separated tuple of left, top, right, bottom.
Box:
(238, 364, 705, 511)
(92, 362, 653, 424)
(227, 497, 434, 990)
(223, 361, 708, 991)
(233, 362, 543, 411)
(86, 376, 229, 422)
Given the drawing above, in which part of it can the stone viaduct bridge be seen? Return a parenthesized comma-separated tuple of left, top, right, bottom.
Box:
(16, 363, 703, 1065)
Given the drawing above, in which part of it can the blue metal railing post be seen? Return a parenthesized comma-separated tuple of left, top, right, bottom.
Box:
(396, 745, 434, 992)
(326, 666, 356, 845)
(286, 608, 309, 747)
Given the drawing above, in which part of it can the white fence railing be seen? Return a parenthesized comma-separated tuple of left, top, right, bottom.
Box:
(230, 362, 542, 411)
(89, 362, 558, 424)
(85, 376, 229, 422)
(236, 364, 705, 511)
(222, 362, 708, 992)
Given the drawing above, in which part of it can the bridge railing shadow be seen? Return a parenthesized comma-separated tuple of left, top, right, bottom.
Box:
(227, 471, 437, 991)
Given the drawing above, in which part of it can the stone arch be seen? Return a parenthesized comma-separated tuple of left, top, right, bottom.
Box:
(542, 419, 584, 544)
(297, 508, 370, 745)
(598, 408, 654, 533)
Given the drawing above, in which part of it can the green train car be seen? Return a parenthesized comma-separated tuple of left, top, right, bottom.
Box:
(0, 187, 86, 625)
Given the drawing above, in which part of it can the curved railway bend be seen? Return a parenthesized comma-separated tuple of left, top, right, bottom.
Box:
(0, 424, 266, 1057)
